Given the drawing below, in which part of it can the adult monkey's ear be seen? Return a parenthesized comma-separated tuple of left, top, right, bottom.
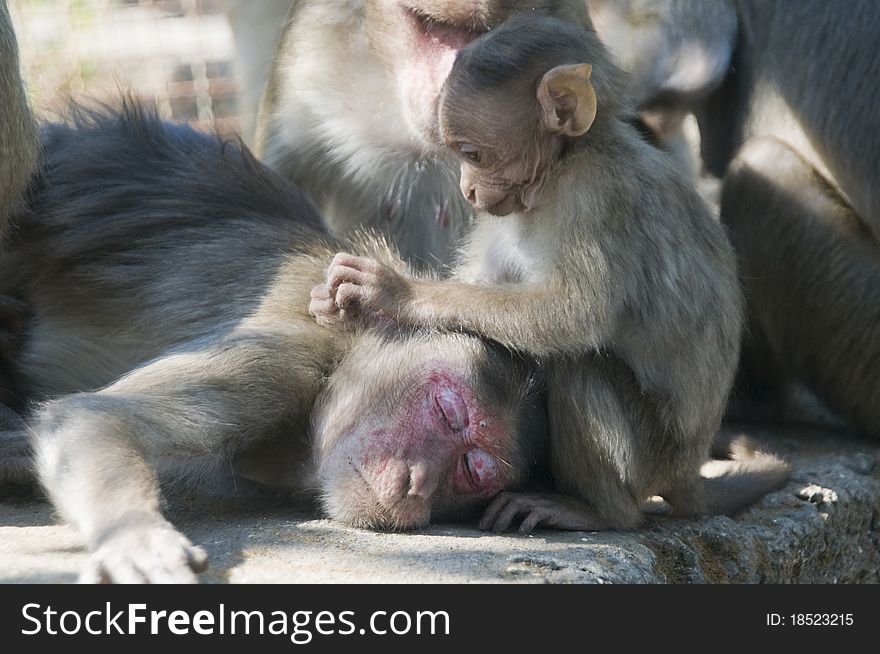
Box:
(537, 63, 598, 137)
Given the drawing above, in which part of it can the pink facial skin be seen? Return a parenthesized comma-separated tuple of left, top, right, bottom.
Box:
(453, 136, 563, 216)
(395, 3, 482, 145)
(318, 364, 518, 530)
(358, 368, 510, 508)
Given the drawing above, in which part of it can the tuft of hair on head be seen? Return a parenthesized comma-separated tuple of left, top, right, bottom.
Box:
(447, 14, 630, 122)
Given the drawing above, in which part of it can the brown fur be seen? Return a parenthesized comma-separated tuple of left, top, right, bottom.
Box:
(312, 17, 788, 532)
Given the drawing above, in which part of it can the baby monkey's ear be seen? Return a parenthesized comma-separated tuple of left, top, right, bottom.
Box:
(537, 63, 597, 137)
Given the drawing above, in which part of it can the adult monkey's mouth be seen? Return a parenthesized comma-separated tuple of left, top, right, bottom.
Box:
(392, 2, 488, 146)
(399, 1, 487, 53)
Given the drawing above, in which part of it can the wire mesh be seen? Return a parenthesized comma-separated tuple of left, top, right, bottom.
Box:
(9, 0, 241, 135)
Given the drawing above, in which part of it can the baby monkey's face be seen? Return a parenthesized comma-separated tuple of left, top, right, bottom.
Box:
(440, 93, 563, 216)
(440, 63, 596, 217)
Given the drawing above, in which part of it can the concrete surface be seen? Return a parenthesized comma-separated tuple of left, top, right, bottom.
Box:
(1, 423, 878, 584)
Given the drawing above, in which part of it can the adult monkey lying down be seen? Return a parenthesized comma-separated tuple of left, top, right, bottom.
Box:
(0, 104, 549, 583)
(0, 106, 786, 583)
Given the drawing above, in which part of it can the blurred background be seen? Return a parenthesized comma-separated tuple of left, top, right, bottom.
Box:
(9, 0, 241, 135)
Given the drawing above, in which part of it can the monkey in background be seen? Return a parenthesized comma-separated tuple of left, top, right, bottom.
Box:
(588, 0, 880, 437)
(311, 16, 789, 533)
(253, 0, 592, 266)
(223, 0, 293, 142)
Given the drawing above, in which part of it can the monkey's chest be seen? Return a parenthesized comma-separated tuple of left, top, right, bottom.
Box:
(457, 222, 548, 285)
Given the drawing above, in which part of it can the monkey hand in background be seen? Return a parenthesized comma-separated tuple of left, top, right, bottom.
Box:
(314, 15, 789, 533)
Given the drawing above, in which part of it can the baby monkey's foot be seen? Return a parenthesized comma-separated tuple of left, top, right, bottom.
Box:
(479, 492, 610, 534)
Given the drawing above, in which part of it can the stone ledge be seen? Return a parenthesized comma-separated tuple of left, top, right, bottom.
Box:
(1, 424, 877, 584)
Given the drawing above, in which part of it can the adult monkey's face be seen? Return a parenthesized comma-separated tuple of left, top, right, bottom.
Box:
(364, 1, 592, 147)
(312, 331, 547, 530)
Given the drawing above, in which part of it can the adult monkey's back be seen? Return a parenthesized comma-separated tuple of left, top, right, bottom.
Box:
(591, 0, 880, 436)
(252, 0, 591, 266)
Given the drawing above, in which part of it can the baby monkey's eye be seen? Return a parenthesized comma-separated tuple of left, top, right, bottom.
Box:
(458, 143, 481, 164)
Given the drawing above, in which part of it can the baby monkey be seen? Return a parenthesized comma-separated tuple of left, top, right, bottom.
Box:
(311, 16, 788, 531)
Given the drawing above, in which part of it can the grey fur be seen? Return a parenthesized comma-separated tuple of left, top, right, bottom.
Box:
(722, 137, 880, 437)
(592, 0, 880, 437)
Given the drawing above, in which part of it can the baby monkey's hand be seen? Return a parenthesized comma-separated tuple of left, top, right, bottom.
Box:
(309, 282, 348, 327)
(322, 252, 413, 325)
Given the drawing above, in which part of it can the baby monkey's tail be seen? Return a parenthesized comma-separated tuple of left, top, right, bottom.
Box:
(701, 434, 791, 516)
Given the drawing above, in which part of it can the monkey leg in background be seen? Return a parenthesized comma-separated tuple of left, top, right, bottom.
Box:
(0, 0, 39, 241)
(721, 137, 880, 438)
(222, 0, 292, 143)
